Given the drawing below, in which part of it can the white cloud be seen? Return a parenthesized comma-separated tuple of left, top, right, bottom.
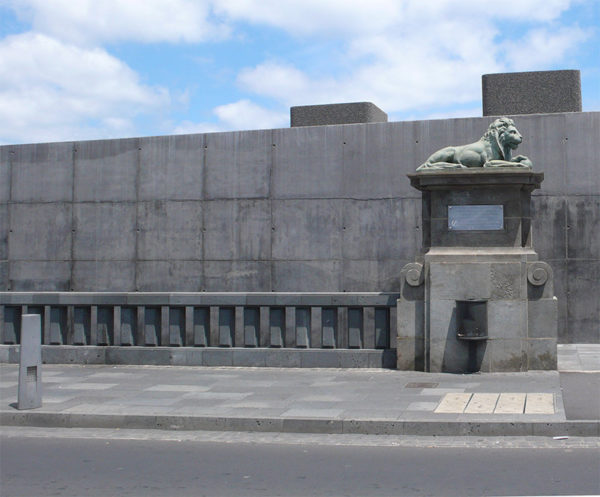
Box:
(7, 0, 576, 46)
(236, 36, 497, 113)
(214, 0, 401, 36)
(398, 0, 573, 23)
(414, 106, 483, 122)
(8, 0, 229, 45)
(0, 32, 170, 144)
(215, 0, 573, 36)
(234, 1, 588, 117)
(1, 0, 592, 144)
(172, 121, 223, 135)
(173, 99, 287, 135)
(501, 27, 590, 70)
(214, 99, 288, 129)
(237, 63, 326, 104)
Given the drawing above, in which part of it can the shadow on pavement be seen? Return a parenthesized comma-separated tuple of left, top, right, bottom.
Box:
(560, 372, 600, 420)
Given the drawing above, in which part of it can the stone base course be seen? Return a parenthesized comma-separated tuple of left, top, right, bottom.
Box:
(0, 345, 397, 369)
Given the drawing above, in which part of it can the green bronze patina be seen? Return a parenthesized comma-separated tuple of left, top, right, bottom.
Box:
(417, 117, 532, 171)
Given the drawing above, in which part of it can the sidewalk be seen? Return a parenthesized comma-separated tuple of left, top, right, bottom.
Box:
(1, 345, 598, 437)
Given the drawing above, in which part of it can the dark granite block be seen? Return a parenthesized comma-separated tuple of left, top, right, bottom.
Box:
(482, 70, 581, 116)
(291, 102, 387, 127)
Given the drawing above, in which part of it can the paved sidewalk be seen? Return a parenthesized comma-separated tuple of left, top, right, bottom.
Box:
(557, 343, 600, 372)
(0, 345, 598, 436)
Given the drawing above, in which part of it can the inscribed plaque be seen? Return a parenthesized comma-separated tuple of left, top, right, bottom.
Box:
(448, 205, 504, 231)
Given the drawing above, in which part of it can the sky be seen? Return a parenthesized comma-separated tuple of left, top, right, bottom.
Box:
(0, 0, 598, 145)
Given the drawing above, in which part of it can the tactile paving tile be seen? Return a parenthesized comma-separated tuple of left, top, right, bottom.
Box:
(463, 393, 499, 414)
(435, 392, 555, 414)
(434, 393, 472, 413)
(494, 393, 526, 414)
(524, 393, 554, 414)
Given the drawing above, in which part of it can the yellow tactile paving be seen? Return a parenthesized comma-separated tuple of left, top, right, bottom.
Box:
(434, 393, 472, 413)
(494, 393, 526, 414)
(435, 392, 555, 414)
(524, 393, 555, 414)
(463, 393, 499, 414)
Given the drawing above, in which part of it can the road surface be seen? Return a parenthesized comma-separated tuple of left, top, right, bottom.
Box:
(1, 428, 599, 497)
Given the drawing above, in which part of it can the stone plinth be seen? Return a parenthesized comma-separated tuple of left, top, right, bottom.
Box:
(398, 169, 557, 373)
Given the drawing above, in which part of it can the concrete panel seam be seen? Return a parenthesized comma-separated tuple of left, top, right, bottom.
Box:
(68, 143, 76, 291)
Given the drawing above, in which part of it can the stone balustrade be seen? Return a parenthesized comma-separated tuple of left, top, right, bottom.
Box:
(0, 292, 399, 368)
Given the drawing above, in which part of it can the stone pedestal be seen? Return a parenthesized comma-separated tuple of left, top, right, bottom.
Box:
(397, 169, 557, 372)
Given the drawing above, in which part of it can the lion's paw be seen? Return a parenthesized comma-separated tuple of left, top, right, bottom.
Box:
(513, 155, 532, 167)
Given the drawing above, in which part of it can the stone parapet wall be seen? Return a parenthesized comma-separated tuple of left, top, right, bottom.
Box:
(0, 112, 598, 342)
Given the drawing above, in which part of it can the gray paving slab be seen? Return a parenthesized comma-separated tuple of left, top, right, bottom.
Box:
(558, 343, 600, 372)
(407, 402, 439, 411)
(0, 348, 598, 436)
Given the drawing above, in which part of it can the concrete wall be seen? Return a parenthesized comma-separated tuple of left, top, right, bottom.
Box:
(1, 112, 598, 342)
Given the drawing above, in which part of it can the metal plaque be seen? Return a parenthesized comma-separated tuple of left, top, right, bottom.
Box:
(448, 205, 504, 231)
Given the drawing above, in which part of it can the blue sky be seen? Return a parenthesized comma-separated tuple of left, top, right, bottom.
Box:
(0, 0, 598, 144)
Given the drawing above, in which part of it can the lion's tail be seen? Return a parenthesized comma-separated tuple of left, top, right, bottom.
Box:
(416, 161, 436, 171)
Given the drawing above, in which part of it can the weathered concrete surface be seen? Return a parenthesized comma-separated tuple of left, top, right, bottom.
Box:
(10, 142, 73, 202)
(138, 134, 205, 201)
(74, 138, 139, 202)
(1, 112, 598, 342)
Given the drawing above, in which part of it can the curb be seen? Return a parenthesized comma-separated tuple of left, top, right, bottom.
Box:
(2, 412, 598, 437)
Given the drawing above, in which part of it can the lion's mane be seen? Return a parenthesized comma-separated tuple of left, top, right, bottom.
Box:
(481, 117, 516, 160)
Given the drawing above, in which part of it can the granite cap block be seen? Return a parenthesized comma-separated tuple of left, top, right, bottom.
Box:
(482, 70, 581, 116)
(290, 102, 387, 127)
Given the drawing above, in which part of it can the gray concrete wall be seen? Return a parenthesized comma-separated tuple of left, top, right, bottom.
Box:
(1, 112, 598, 342)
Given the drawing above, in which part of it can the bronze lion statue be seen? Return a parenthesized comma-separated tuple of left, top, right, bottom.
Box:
(417, 117, 532, 171)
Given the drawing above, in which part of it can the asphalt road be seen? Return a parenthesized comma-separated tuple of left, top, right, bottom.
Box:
(1, 430, 599, 497)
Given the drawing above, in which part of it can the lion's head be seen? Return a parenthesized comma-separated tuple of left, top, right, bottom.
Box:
(482, 117, 523, 159)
